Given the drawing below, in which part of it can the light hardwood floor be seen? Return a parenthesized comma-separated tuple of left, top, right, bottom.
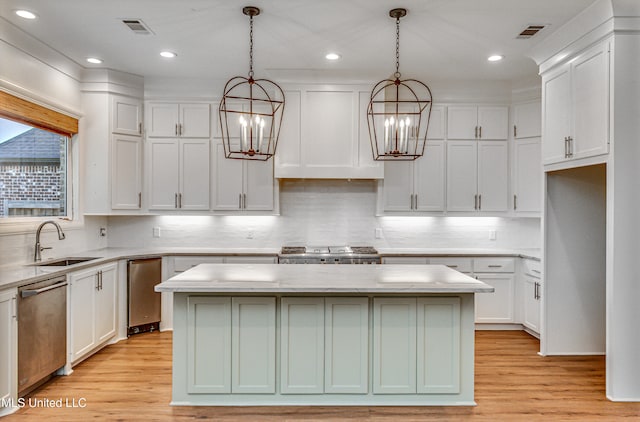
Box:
(6, 330, 640, 421)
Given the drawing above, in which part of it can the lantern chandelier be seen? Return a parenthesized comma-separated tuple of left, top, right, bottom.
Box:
(219, 6, 285, 161)
(367, 8, 433, 161)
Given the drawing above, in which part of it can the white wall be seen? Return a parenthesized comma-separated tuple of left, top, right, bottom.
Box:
(106, 180, 540, 250)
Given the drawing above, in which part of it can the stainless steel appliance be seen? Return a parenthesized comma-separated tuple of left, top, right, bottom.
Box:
(18, 275, 67, 396)
(278, 246, 381, 264)
(128, 258, 162, 335)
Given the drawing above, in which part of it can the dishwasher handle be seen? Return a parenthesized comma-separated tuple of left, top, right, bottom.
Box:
(21, 281, 67, 298)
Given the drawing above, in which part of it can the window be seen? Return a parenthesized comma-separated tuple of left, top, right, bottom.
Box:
(0, 117, 69, 218)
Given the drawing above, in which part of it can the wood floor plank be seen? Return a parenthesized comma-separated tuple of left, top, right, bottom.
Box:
(5, 330, 640, 420)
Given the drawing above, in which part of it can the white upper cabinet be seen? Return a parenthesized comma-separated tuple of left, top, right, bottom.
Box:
(513, 101, 541, 139)
(426, 105, 446, 139)
(447, 140, 508, 212)
(213, 141, 274, 211)
(274, 85, 383, 179)
(383, 140, 445, 212)
(513, 138, 541, 213)
(147, 139, 210, 210)
(147, 103, 211, 138)
(112, 96, 143, 136)
(542, 39, 610, 165)
(447, 106, 508, 140)
(111, 135, 142, 210)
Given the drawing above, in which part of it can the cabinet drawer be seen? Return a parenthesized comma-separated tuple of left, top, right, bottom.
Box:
(521, 259, 542, 278)
(428, 257, 472, 273)
(473, 258, 515, 273)
(173, 256, 224, 272)
(382, 257, 429, 265)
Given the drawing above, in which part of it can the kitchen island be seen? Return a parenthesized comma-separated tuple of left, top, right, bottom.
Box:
(155, 263, 493, 406)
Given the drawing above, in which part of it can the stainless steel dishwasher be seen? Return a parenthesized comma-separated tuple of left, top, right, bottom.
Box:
(18, 275, 67, 396)
(128, 257, 162, 335)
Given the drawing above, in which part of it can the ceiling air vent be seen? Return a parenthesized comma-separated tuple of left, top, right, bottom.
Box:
(516, 24, 547, 39)
(122, 19, 154, 35)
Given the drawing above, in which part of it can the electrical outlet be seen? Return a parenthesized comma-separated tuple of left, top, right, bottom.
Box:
(153, 227, 161, 238)
(489, 230, 497, 241)
(375, 228, 383, 239)
(247, 231, 254, 239)
(99, 227, 107, 237)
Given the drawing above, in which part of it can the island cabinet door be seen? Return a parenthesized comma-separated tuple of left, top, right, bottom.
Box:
(373, 298, 417, 394)
(231, 297, 276, 393)
(186, 297, 231, 394)
(416, 297, 461, 394)
(280, 297, 325, 394)
(324, 297, 369, 394)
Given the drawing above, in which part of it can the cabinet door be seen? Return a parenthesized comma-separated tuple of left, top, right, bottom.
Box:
(187, 297, 231, 394)
(513, 101, 541, 139)
(523, 277, 541, 333)
(231, 297, 276, 393)
(417, 297, 460, 394)
(280, 297, 324, 394)
(571, 42, 610, 160)
(414, 140, 445, 211)
(373, 298, 416, 394)
(180, 139, 210, 210)
(542, 65, 571, 164)
(446, 141, 477, 211)
(112, 96, 142, 136)
(95, 264, 117, 344)
(179, 104, 211, 138)
(477, 141, 508, 212)
(213, 142, 243, 210)
(302, 90, 357, 174)
(325, 297, 369, 394)
(148, 140, 180, 210)
(148, 103, 179, 137)
(426, 105, 446, 139)
(447, 106, 478, 139)
(474, 274, 515, 323)
(244, 159, 274, 211)
(111, 135, 142, 210)
(513, 139, 541, 213)
(274, 90, 302, 177)
(69, 269, 98, 361)
(0, 289, 17, 411)
(383, 161, 414, 211)
(477, 106, 508, 140)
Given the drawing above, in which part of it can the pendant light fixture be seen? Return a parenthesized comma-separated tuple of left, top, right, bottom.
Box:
(367, 8, 433, 161)
(219, 6, 285, 161)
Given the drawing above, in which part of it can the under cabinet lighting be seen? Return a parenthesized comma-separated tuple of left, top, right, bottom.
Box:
(86, 57, 103, 64)
(160, 51, 177, 58)
(15, 10, 37, 19)
(487, 55, 504, 62)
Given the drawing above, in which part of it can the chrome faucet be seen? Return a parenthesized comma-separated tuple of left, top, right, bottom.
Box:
(34, 220, 66, 262)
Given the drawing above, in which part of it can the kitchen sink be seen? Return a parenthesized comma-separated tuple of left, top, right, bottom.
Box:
(36, 257, 101, 266)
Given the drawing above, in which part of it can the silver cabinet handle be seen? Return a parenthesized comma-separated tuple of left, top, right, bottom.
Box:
(478, 194, 482, 210)
(447, 265, 458, 268)
(532, 269, 541, 274)
(175, 124, 179, 136)
(564, 136, 569, 158)
(409, 194, 413, 210)
(514, 194, 517, 211)
(488, 265, 502, 268)
(513, 125, 517, 137)
(479, 126, 482, 138)
(475, 126, 478, 139)
(175, 193, 178, 208)
(12, 296, 17, 320)
(139, 122, 142, 135)
(138, 192, 142, 208)
(474, 194, 478, 210)
(21, 281, 68, 298)
(179, 123, 183, 136)
(243, 193, 247, 209)
(179, 193, 183, 209)
(414, 194, 418, 210)
(568, 136, 573, 157)
(239, 193, 242, 209)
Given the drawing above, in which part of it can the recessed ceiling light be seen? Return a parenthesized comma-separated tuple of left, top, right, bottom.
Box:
(487, 55, 504, 62)
(325, 53, 341, 61)
(15, 10, 37, 19)
(86, 57, 103, 64)
(160, 51, 177, 58)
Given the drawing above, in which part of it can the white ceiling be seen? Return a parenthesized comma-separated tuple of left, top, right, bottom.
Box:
(1, 0, 597, 84)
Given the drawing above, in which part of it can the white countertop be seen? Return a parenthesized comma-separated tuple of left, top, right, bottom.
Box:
(377, 248, 541, 260)
(155, 263, 494, 293)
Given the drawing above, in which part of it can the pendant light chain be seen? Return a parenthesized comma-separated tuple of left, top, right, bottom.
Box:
(248, 14, 254, 79)
(394, 16, 401, 79)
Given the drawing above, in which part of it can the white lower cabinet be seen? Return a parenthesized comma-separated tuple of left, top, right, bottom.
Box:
(523, 276, 541, 333)
(473, 274, 515, 323)
(0, 288, 17, 416)
(373, 297, 461, 394)
(68, 262, 118, 363)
